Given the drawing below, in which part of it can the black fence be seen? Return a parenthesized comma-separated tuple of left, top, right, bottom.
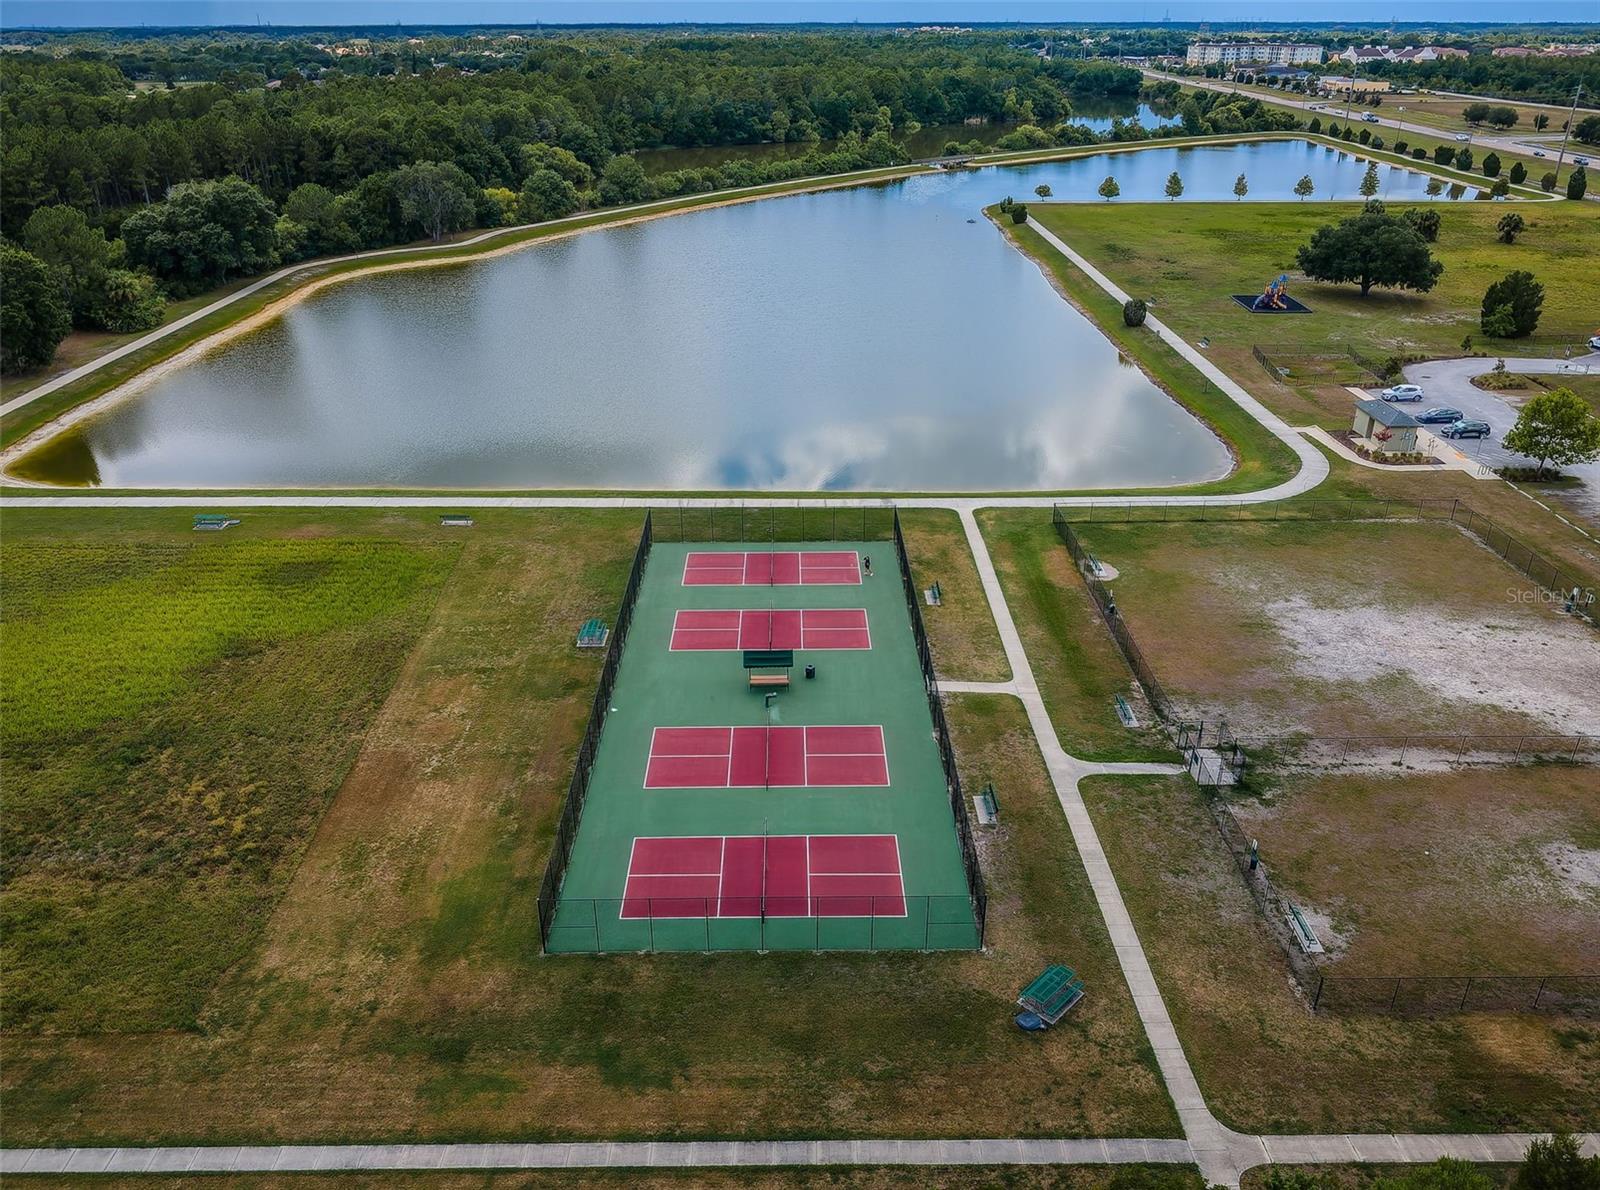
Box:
(646, 504, 898, 544)
(543, 895, 984, 954)
(1450, 502, 1597, 626)
(894, 510, 988, 947)
(1229, 731, 1600, 769)
(1314, 974, 1600, 1017)
(1252, 343, 1387, 385)
(536, 511, 654, 952)
(1052, 505, 1174, 722)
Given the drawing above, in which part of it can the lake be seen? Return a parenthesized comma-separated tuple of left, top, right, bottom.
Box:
(26, 140, 1469, 491)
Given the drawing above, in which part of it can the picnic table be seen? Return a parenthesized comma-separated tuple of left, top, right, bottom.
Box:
(1016, 964, 1085, 1029)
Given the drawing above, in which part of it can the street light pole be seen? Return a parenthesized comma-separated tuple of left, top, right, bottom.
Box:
(1554, 82, 1585, 180)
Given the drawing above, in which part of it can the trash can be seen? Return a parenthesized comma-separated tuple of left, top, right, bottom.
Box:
(805, 664, 816, 680)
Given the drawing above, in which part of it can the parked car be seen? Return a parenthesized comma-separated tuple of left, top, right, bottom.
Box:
(1588, 334, 1600, 350)
(1455, 132, 1471, 142)
(1380, 384, 1424, 402)
(1417, 406, 1464, 424)
(1442, 419, 1491, 439)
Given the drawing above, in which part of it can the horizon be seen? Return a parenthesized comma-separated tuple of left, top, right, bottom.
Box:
(6, 1, 1599, 32)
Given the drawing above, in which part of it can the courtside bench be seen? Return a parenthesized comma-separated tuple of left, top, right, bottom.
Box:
(743, 648, 794, 689)
(1017, 964, 1085, 1027)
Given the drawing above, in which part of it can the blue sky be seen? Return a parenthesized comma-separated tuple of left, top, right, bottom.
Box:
(5, 1, 1598, 29)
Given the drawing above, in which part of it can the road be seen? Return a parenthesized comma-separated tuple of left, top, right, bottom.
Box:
(1143, 71, 1588, 173)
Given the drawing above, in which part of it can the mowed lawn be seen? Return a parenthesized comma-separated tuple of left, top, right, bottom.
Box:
(1082, 773, 1600, 1134)
(0, 506, 1177, 1146)
(1060, 517, 1600, 742)
(1028, 199, 1600, 424)
(1234, 766, 1600, 977)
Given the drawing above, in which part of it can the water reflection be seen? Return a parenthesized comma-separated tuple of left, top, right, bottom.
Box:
(43, 140, 1461, 490)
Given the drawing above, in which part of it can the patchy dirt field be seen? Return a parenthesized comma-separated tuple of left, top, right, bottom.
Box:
(1232, 766, 1600, 976)
(1081, 772, 1600, 1135)
(1070, 518, 1600, 743)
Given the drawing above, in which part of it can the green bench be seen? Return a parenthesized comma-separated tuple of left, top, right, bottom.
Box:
(576, 618, 609, 649)
(743, 648, 794, 689)
(192, 514, 240, 532)
(1018, 964, 1086, 1026)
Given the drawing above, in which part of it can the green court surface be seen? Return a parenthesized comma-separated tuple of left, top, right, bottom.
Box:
(545, 541, 981, 953)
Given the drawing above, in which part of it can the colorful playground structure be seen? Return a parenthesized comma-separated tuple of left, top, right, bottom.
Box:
(1253, 274, 1293, 312)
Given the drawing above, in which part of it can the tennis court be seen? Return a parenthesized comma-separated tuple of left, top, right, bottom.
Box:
(542, 537, 982, 954)
(669, 608, 871, 651)
(643, 725, 890, 788)
(620, 834, 906, 919)
(682, 550, 862, 586)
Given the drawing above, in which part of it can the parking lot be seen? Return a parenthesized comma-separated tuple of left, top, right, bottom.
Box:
(1384, 353, 1600, 519)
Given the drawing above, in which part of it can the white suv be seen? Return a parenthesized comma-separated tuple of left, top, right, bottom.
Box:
(1380, 384, 1424, 402)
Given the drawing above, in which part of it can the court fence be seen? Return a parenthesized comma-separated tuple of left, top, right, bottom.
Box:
(1190, 725, 1600, 770)
(894, 510, 988, 947)
(542, 895, 984, 955)
(1312, 974, 1600, 1017)
(537, 511, 654, 952)
(646, 503, 899, 545)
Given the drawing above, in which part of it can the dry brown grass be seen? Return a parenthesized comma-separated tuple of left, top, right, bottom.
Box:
(1081, 773, 1600, 1135)
(1234, 766, 1600, 975)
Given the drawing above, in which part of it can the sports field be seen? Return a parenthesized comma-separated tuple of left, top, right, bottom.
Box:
(545, 540, 981, 953)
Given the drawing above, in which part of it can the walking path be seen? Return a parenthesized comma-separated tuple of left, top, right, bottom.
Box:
(3, 210, 1590, 1184)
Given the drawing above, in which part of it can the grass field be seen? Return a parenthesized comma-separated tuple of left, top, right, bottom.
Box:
(1235, 766, 1600, 976)
(1027, 201, 1600, 398)
(1081, 773, 1600, 1134)
(1, 528, 457, 1032)
(976, 510, 1170, 763)
(0, 505, 1177, 1146)
(1060, 516, 1600, 744)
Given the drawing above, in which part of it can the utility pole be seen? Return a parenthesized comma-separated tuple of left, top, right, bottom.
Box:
(1554, 82, 1585, 180)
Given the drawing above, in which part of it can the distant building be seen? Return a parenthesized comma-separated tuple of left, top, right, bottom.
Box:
(1186, 42, 1324, 67)
(1316, 75, 1392, 96)
(1492, 46, 1536, 58)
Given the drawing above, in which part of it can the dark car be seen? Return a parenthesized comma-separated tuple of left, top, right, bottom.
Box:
(1442, 419, 1491, 439)
(1417, 406, 1463, 424)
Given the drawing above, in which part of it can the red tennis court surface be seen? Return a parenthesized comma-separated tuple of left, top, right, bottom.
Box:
(644, 725, 889, 788)
(669, 609, 871, 651)
(621, 834, 905, 918)
(682, 551, 861, 586)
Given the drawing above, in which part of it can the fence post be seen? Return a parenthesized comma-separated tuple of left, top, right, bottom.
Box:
(1533, 975, 1547, 1009)
(593, 899, 602, 956)
(647, 901, 655, 953)
(1389, 978, 1401, 1011)
(1312, 975, 1324, 1012)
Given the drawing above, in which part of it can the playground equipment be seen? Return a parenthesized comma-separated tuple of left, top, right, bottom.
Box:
(1232, 273, 1313, 315)
(1253, 274, 1292, 311)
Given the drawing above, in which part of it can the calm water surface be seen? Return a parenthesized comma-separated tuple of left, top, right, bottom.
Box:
(45, 141, 1467, 490)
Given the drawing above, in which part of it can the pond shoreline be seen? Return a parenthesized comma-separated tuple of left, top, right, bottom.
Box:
(3, 132, 1517, 493)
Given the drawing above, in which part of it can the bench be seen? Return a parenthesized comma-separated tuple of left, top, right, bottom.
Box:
(576, 618, 609, 649)
(743, 648, 794, 689)
(1017, 964, 1086, 1027)
(973, 782, 1000, 825)
(440, 515, 475, 527)
(192, 514, 240, 532)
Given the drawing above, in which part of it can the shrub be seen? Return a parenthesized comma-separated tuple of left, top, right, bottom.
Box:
(1541, 172, 1558, 192)
(1123, 298, 1147, 327)
(1010, 202, 1029, 224)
